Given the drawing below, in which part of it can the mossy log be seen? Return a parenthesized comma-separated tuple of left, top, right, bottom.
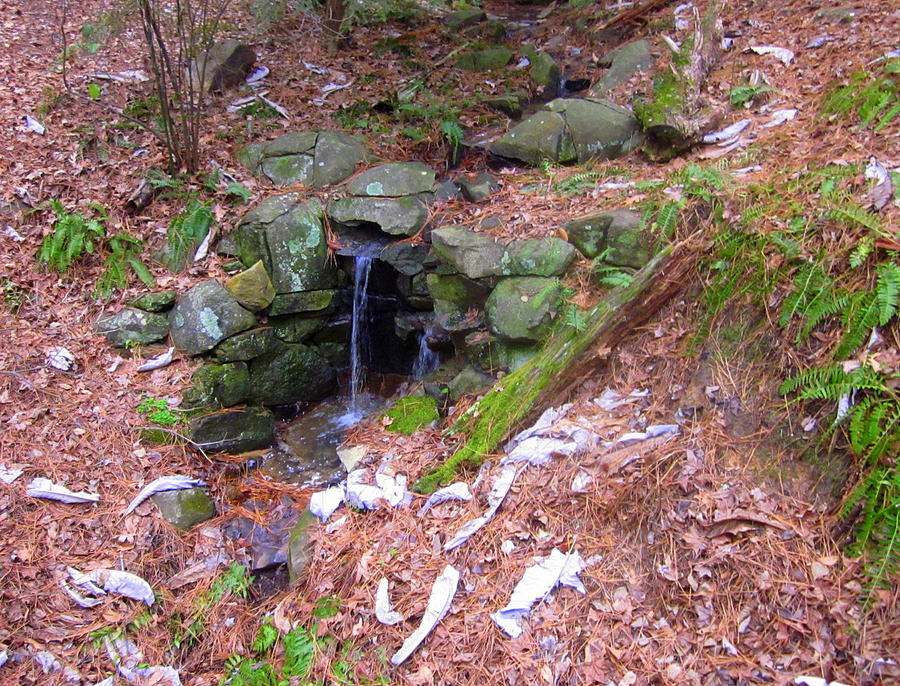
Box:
(412, 244, 697, 494)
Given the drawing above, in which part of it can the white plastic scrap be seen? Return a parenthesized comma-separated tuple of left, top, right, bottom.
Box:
(309, 485, 346, 522)
(68, 567, 155, 605)
(502, 404, 597, 466)
(0, 465, 23, 484)
(0, 649, 7, 667)
(124, 475, 205, 514)
(375, 464, 407, 507)
(804, 36, 831, 49)
(515, 57, 530, 69)
(2, 225, 24, 241)
(257, 93, 289, 118)
(34, 650, 80, 682)
(245, 65, 269, 84)
(24, 115, 45, 135)
(137, 347, 175, 372)
(616, 424, 680, 444)
(375, 577, 405, 625)
(193, 229, 212, 261)
(444, 465, 520, 551)
(303, 61, 328, 74)
(47, 346, 76, 371)
(674, 2, 693, 30)
(571, 470, 592, 493)
(105, 636, 181, 685)
(27, 477, 100, 504)
(750, 45, 795, 65)
(733, 164, 763, 174)
(794, 678, 850, 686)
(864, 156, 894, 211)
(703, 119, 751, 144)
(490, 548, 586, 638)
(390, 565, 460, 665)
(417, 482, 473, 516)
(762, 108, 797, 128)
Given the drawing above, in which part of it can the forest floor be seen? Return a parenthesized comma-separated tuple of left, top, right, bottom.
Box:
(0, 0, 898, 684)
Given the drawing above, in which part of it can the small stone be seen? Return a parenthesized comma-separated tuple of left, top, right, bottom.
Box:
(127, 291, 177, 313)
(446, 365, 494, 401)
(267, 290, 335, 316)
(152, 487, 216, 530)
(224, 260, 275, 312)
(189, 407, 276, 454)
(457, 172, 499, 202)
(431, 226, 506, 279)
(96, 308, 169, 348)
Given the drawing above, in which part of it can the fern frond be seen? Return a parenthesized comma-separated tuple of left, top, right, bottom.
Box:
(779, 363, 885, 401)
(654, 200, 681, 237)
(828, 201, 887, 237)
(874, 262, 900, 324)
(874, 101, 900, 131)
(849, 236, 875, 268)
(281, 627, 316, 679)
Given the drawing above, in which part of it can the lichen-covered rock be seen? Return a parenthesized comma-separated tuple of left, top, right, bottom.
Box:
(225, 260, 275, 312)
(546, 98, 642, 162)
(347, 162, 436, 197)
(430, 226, 505, 279)
(592, 39, 654, 95)
(169, 280, 257, 355)
(190, 39, 255, 93)
(485, 277, 561, 342)
(465, 330, 537, 373)
(271, 315, 324, 343)
(152, 487, 216, 530)
(489, 110, 575, 165)
(455, 46, 513, 72)
(426, 273, 492, 310)
(379, 242, 433, 276)
(528, 50, 561, 99)
(446, 6, 486, 30)
(182, 362, 250, 409)
(502, 237, 577, 276)
(238, 130, 367, 187)
(267, 290, 335, 316)
(249, 344, 336, 406)
(446, 365, 494, 401)
(457, 172, 499, 202)
(328, 196, 428, 236)
(564, 209, 650, 267)
(96, 308, 170, 348)
(127, 290, 177, 312)
(211, 327, 279, 362)
(485, 92, 527, 117)
(189, 406, 275, 454)
(288, 511, 318, 583)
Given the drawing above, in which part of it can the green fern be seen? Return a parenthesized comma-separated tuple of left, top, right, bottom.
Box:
(251, 620, 278, 654)
(553, 171, 602, 196)
(822, 58, 899, 130)
(94, 233, 155, 299)
(38, 200, 107, 272)
(281, 627, 316, 678)
(159, 199, 213, 273)
(653, 199, 682, 237)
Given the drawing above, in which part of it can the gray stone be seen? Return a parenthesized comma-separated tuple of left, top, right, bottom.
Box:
(211, 327, 279, 362)
(593, 39, 654, 95)
(447, 365, 494, 402)
(267, 290, 335, 316)
(547, 98, 642, 162)
(190, 39, 255, 93)
(347, 162, 436, 197)
(169, 280, 257, 355)
(433, 181, 462, 203)
(458, 172, 499, 202)
(455, 46, 513, 72)
(271, 315, 324, 343)
(238, 131, 366, 187)
(564, 209, 650, 267)
(379, 242, 432, 276)
(485, 92, 526, 118)
(189, 406, 275, 454)
(485, 277, 561, 342)
(489, 110, 575, 165)
(426, 273, 491, 310)
(127, 291, 177, 312)
(465, 330, 537, 373)
(182, 362, 250, 409)
(287, 510, 318, 583)
(398, 272, 432, 310)
(96, 308, 169, 348)
(446, 6, 486, 30)
(249, 344, 336, 406)
(224, 260, 275, 312)
(224, 497, 298, 571)
(431, 226, 505, 279)
(501, 237, 577, 276)
(312, 131, 369, 186)
(328, 196, 428, 236)
(152, 487, 216, 530)
(529, 51, 561, 99)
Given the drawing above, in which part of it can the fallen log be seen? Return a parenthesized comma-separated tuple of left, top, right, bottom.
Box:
(412, 240, 699, 494)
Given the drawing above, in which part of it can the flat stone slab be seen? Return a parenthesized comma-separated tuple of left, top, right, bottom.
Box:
(152, 488, 216, 530)
(431, 226, 506, 279)
(547, 98, 642, 163)
(238, 130, 367, 187)
(347, 162, 436, 197)
(328, 196, 428, 236)
(96, 308, 169, 348)
(169, 280, 257, 355)
(489, 110, 574, 165)
(189, 407, 275, 454)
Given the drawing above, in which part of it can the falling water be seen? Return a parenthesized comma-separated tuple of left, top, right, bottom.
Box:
(348, 254, 374, 416)
(412, 328, 440, 380)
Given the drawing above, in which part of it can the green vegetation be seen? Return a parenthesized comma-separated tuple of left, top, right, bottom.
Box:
(172, 563, 253, 649)
(136, 396, 180, 427)
(2, 279, 25, 313)
(38, 200, 107, 272)
(383, 395, 439, 435)
(821, 58, 900, 131)
(95, 233, 156, 299)
(729, 84, 775, 108)
(160, 199, 213, 272)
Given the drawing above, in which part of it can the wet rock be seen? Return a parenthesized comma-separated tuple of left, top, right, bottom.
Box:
(398, 272, 433, 310)
(394, 311, 434, 340)
(489, 110, 575, 165)
(592, 39, 654, 95)
(249, 344, 336, 406)
(169, 280, 257, 355)
(446, 6, 486, 30)
(127, 290, 177, 313)
(225, 260, 275, 312)
(526, 49, 561, 99)
(431, 226, 505, 279)
(426, 273, 492, 310)
(96, 308, 169, 348)
(224, 497, 297, 571)
(267, 290, 335, 316)
(502, 237, 576, 276)
(486, 277, 561, 342)
(182, 362, 250, 409)
(271, 315, 324, 343)
(447, 365, 494, 401)
(328, 196, 428, 236)
(211, 327, 279, 362)
(484, 92, 526, 118)
(465, 330, 537, 373)
(379, 242, 433, 276)
(347, 162, 436, 197)
(238, 130, 367, 187)
(189, 406, 275, 454)
(152, 487, 216, 530)
(288, 511, 318, 583)
(455, 46, 513, 72)
(546, 98, 642, 163)
(458, 172, 499, 202)
(564, 209, 650, 268)
(191, 39, 255, 93)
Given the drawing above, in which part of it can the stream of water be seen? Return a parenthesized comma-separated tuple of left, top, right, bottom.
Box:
(348, 253, 374, 417)
(412, 327, 440, 379)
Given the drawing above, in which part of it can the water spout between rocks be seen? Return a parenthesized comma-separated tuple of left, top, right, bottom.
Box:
(348, 254, 374, 417)
(412, 327, 440, 380)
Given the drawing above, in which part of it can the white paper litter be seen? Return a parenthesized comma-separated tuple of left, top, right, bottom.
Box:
(501, 539, 516, 554)
(245, 65, 269, 84)
(515, 57, 530, 69)
(490, 548, 586, 638)
(0, 464, 23, 484)
(193, 229, 212, 261)
(137, 347, 175, 372)
(375, 577, 405, 625)
(762, 108, 797, 127)
(674, 2, 693, 30)
(444, 465, 520, 551)
(868, 49, 900, 66)
(750, 45, 795, 65)
(703, 119, 751, 144)
(34, 650, 80, 682)
(27, 477, 99, 504)
(69, 567, 155, 605)
(325, 514, 348, 533)
(418, 482, 473, 516)
(616, 424, 680, 443)
(61, 580, 104, 608)
(94, 678, 114, 686)
(91, 70, 149, 83)
(0, 649, 7, 667)
(390, 565, 459, 665)
(105, 637, 181, 685)
(734, 164, 763, 174)
(794, 677, 850, 686)
(571, 470, 592, 493)
(303, 61, 328, 74)
(502, 403, 597, 466)
(2, 225, 24, 241)
(375, 464, 407, 507)
(47, 346, 76, 371)
(804, 36, 831, 49)
(309, 485, 346, 522)
(124, 475, 205, 514)
(865, 156, 894, 211)
(24, 115, 45, 135)
(258, 93, 289, 118)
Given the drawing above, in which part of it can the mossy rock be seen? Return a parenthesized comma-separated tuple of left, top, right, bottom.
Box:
(430, 226, 505, 279)
(96, 308, 170, 348)
(224, 260, 275, 312)
(446, 6, 486, 30)
(267, 290, 335, 316)
(152, 487, 216, 530)
(465, 330, 538, 373)
(485, 276, 561, 343)
(347, 162, 436, 197)
(169, 280, 257, 356)
(182, 362, 250, 409)
(249, 344, 336, 406)
(489, 110, 574, 165)
(501, 237, 577, 277)
(564, 209, 651, 268)
(455, 46, 513, 72)
(288, 510, 318, 583)
(328, 196, 428, 236)
(383, 395, 439, 435)
(127, 290, 178, 313)
(211, 327, 279, 362)
(189, 407, 275, 454)
(271, 315, 325, 343)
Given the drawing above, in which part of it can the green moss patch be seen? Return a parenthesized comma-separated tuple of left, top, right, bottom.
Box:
(383, 395, 439, 435)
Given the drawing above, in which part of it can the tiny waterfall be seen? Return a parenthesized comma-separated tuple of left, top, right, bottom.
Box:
(348, 254, 374, 416)
(412, 328, 440, 380)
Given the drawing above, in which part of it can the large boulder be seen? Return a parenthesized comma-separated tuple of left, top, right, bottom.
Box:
(347, 162, 436, 197)
(564, 209, 651, 268)
(169, 280, 257, 355)
(96, 308, 169, 348)
(248, 344, 336, 406)
(546, 98, 642, 162)
(489, 110, 575, 165)
(190, 39, 256, 93)
(592, 39, 654, 95)
(182, 362, 250, 409)
(328, 196, 428, 236)
(431, 226, 505, 279)
(502, 237, 577, 276)
(189, 407, 275, 454)
(238, 131, 367, 187)
(485, 277, 561, 342)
